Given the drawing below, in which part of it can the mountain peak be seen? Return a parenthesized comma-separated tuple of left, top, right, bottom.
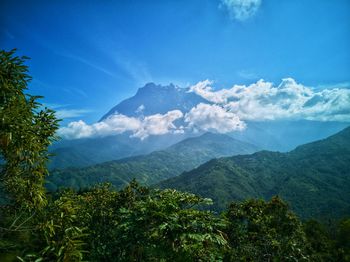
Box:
(143, 82, 159, 88)
(139, 82, 176, 90)
(100, 82, 206, 120)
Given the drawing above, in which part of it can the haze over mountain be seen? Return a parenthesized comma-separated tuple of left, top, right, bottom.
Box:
(159, 126, 350, 219)
(50, 82, 349, 169)
(230, 120, 349, 151)
(47, 132, 259, 190)
(49, 132, 188, 169)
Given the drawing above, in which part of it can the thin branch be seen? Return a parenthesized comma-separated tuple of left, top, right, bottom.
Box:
(9, 212, 23, 230)
(0, 226, 37, 232)
(15, 211, 36, 230)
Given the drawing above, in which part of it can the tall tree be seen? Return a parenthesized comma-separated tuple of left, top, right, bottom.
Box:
(0, 49, 59, 210)
(0, 49, 59, 260)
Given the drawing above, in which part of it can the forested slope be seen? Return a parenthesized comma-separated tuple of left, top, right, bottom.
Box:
(47, 133, 258, 190)
(159, 127, 350, 219)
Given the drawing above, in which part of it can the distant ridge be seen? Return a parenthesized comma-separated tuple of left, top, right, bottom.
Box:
(49, 132, 188, 169)
(47, 132, 259, 191)
(159, 126, 350, 219)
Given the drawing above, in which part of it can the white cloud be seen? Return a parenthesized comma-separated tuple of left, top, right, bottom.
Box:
(189, 78, 350, 122)
(133, 110, 184, 139)
(59, 77, 350, 140)
(221, 0, 262, 21)
(184, 103, 246, 133)
(188, 80, 232, 104)
(58, 110, 183, 140)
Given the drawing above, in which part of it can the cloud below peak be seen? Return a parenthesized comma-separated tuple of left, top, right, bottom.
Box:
(58, 110, 184, 140)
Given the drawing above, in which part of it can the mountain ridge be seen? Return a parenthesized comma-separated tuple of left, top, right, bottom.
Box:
(47, 132, 259, 191)
(159, 126, 350, 219)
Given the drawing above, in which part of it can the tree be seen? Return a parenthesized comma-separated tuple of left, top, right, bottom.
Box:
(0, 49, 59, 260)
(224, 196, 310, 261)
(58, 182, 228, 261)
(0, 49, 59, 210)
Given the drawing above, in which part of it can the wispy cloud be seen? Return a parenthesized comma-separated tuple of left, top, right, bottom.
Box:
(237, 70, 258, 80)
(18, 25, 121, 80)
(57, 52, 117, 78)
(316, 81, 350, 90)
(110, 51, 153, 86)
(221, 0, 262, 21)
(3, 29, 15, 40)
(55, 109, 92, 119)
(44, 103, 91, 119)
(63, 87, 89, 98)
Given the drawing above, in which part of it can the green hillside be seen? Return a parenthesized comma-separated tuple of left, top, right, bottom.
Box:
(48, 133, 188, 169)
(159, 127, 350, 219)
(47, 132, 259, 191)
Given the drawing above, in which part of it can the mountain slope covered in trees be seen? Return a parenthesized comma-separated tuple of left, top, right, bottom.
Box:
(48, 132, 189, 169)
(47, 133, 259, 190)
(159, 127, 350, 219)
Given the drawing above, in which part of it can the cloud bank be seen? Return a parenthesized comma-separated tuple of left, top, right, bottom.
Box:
(59, 77, 350, 140)
(59, 110, 184, 140)
(188, 78, 350, 122)
(221, 0, 262, 21)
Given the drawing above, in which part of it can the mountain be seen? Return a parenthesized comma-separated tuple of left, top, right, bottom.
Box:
(46, 133, 259, 191)
(100, 82, 348, 152)
(48, 132, 189, 169)
(159, 126, 350, 219)
(49, 83, 207, 169)
(100, 82, 206, 120)
(50, 83, 348, 169)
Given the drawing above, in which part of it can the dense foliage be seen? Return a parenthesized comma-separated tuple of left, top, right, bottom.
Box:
(2, 182, 350, 261)
(1, 50, 349, 261)
(0, 49, 58, 260)
(0, 49, 59, 209)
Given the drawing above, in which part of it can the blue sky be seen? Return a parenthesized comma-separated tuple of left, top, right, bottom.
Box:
(1, 0, 350, 124)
